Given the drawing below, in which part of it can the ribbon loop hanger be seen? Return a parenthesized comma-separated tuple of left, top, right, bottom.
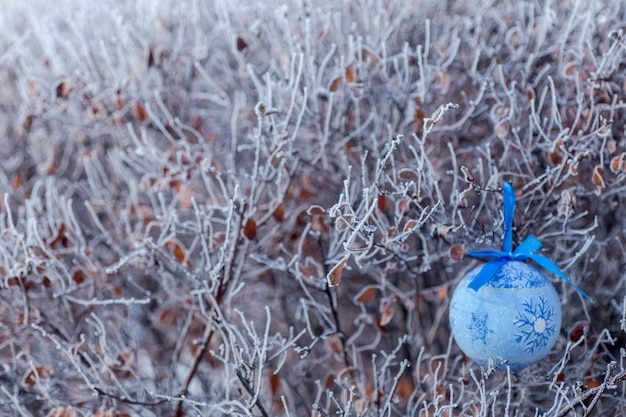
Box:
(467, 182, 592, 301)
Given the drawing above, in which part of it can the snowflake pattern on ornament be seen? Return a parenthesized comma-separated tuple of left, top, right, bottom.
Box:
(487, 262, 546, 289)
(469, 312, 494, 344)
(514, 296, 557, 353)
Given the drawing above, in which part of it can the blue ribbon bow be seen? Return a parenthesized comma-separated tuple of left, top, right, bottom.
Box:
(468, 182, 592, 301)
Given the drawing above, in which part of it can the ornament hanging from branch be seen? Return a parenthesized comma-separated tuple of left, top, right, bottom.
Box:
(449, 182, 592, 370)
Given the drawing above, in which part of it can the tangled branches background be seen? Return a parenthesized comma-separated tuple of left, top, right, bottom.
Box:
(0, 0, 625, 415)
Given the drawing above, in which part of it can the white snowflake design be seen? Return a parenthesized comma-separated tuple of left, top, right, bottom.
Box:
(469, 312, 494, 345)
(514, 296, 557, 353)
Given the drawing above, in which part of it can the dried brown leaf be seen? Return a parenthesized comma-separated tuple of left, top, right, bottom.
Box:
(608, 139, 617, 154)
(449, 244, 464, 262)
(325, 334, 343, 354)
(345, 63, 356, 84)
(327, 255, 349, 287)
(134, 102, 147, 121)
(236, 36, 248, 51)
(610, 153, 625, 174)
(23, 365, 53, 388)
(165, 239, 191, 265)
(377, 193, 387, 212)
(354, 285, 378, 304)
(243, 218, 257, 240)
(272, 203, 285, 222)
(71, 268, 87, 284)
(592, 165, 605, 188)
(379, 298, 395, 326)
(361, 47, 380, 66)
(403, 219, 418, 233)
(398, 168, 420, 182)
(569, 320, 590, 342)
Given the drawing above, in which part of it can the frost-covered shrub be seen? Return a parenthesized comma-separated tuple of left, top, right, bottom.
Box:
(0, 0, 625, 416)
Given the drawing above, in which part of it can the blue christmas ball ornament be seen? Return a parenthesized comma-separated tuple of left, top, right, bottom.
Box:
(449, 182, 592, 370)
(450, 261, 562, 369)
